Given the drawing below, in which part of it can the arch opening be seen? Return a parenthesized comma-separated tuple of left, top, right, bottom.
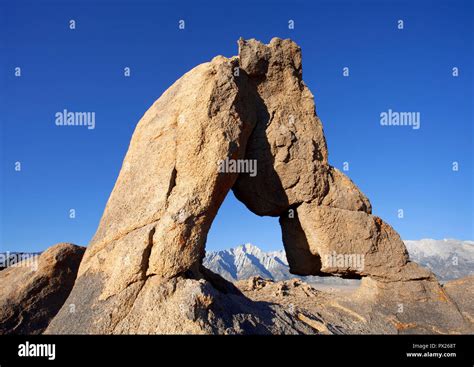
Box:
(203, 191, 361, 291)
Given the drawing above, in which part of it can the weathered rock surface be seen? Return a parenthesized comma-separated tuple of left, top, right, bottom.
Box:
(233, 38, 330, 216)
(0, 243, 84, 335)
(237, 276, 474, 334)
(46, 266, 317, 334)
(43, 38, 469, 334)
(322, 167, 372, 213)
(47, 52, 292, 334)
(81, 55, 256, 288)
(294, 203, 410, 279)
(231, 39, 407, 280)
(443, 275, 474, 326)
(336, 274, 473, 334)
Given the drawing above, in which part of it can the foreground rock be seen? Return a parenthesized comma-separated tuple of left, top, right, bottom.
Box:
(0, 243, 84, 334)
(443, 275, 474, 326)
(45, 38, 468, 334)
(47, 266, 317, 334)
(237, 276, 474, 334)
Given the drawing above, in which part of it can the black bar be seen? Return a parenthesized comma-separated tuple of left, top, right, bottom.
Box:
(0, 335, 472, 366)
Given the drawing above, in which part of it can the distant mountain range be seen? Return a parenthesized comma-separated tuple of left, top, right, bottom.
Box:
(404, 239, 474, 281)
(2, 239, 472, 282)
(204, 239, 474, 283)
(203, 243, 359, 285)
(204, 243, 290, 281)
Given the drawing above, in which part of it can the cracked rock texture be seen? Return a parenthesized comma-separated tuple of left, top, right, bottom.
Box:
(233, 38, 330, 216)
(42, 38, 472, 334)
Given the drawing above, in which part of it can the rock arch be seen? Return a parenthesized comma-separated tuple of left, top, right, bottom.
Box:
(45, 38, 470, 334)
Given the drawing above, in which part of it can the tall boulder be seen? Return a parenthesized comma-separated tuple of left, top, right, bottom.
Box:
(233, 38, 330, 216)
(46, 52, 314, 334)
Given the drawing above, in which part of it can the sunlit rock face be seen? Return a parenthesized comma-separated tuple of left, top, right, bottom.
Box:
(42, 39, 471, 335)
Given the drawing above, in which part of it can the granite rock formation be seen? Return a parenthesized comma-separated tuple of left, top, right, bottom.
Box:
(42, 38, 471, 334)
(0, 243, 84, 335)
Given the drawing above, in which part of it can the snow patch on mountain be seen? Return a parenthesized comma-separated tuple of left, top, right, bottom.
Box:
(204, 243, 358, 285)
(204, 239, 474, 283)
(404, 239, 474, 280)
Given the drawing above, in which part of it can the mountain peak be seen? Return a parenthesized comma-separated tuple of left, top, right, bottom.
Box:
(205, 240, 474, 283)
(204, 243, 289, 282)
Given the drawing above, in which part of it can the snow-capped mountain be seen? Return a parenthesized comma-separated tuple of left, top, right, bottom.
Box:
(404, 239, 474, 280)
(204, 239, 474, 283)
(203, 243, 359, 285)
(3, 240, 472, 282)
(203, 243, 291, 281)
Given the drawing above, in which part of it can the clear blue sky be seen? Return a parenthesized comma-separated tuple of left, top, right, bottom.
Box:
(1, 0, 472, 253)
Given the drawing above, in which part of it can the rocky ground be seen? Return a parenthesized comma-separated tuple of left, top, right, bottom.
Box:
(236, 276, 474, 334)
(1, 249, 472, 334)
